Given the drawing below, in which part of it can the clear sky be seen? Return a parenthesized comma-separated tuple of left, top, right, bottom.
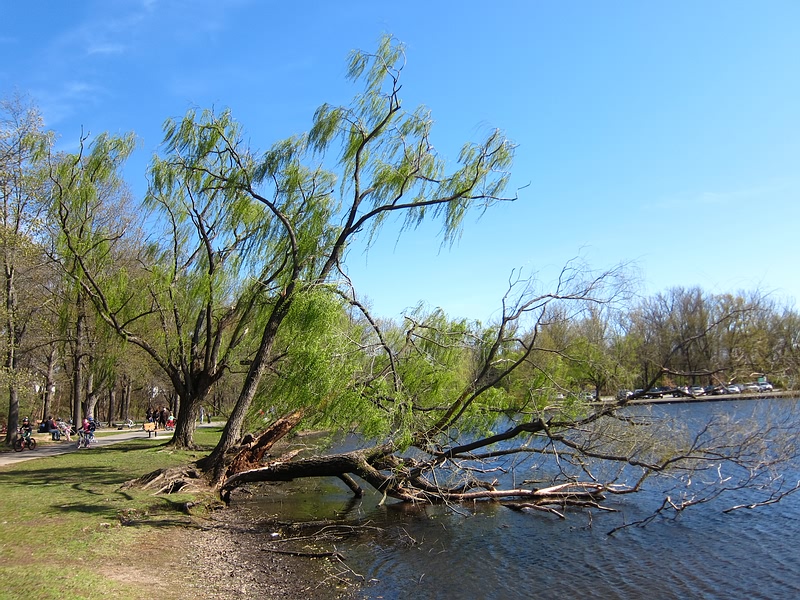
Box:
(2, 1, 798, 322)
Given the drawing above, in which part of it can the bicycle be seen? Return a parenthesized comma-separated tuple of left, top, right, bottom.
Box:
(13, 430, 37, 452)
(77, 430, 94, 449)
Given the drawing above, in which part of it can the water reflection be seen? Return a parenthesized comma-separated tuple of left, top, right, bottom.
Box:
(237, 398, 800, 599)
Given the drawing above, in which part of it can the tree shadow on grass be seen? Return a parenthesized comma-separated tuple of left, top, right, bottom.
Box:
(52, 502, 116, 515)
(118, 516, 201, 529)
(0, 466, 122, 487)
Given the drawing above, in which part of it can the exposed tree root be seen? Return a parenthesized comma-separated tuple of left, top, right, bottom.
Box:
(120, 465, 210, 496)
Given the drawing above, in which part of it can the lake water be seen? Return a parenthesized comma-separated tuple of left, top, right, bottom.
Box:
(237, 398, 800, 599)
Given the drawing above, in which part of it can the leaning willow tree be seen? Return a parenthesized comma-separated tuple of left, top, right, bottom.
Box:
(203, 28, 799, 513)
(51, 35, 517, 453)
(53, 37, 800, 517)
(195, 35, 521, 478)
(219, 272, 800, 523)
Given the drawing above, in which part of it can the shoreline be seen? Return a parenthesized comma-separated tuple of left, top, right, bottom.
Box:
(177, 501, 357, 599)
(595, 389, 797, 406)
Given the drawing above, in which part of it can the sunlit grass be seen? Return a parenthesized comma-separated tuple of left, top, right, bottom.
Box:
(0, 427, 224, 600)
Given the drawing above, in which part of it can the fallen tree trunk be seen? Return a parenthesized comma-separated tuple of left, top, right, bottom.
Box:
(220, 443, 608, 508)
(221, 444, 398, 503)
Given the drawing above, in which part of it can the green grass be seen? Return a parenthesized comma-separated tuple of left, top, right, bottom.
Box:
(0, 427, 224, 600)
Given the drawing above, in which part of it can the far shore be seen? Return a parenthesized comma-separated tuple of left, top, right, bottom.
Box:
(595, 389, 798, 406)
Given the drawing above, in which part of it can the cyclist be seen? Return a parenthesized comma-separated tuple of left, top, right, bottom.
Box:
(87, 417, 97, 443)
(19, 417, 33, 442)
(78, 417, 93, 448)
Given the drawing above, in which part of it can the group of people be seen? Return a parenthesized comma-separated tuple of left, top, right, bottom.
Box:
(20, 415, 81, 443)
(77, 416, 97, 447)
(40, 415, 73, 441)
(31, 415, 72, 441)
(15, 406, 212, 443)
(145, 406, 175, 430)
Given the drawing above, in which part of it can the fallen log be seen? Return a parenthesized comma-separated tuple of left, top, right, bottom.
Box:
(221, 445, 608, 507)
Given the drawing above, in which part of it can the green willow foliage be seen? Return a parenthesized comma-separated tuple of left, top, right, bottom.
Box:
(243, 288, 364, 432)
(43, 34, 511, 453)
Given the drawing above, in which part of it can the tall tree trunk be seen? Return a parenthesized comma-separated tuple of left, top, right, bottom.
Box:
(85, 371, 98, 419)
(3, 262, 19, 446)
(5, 386, 18, 445)
(200, 296, 293, 482)
(121, 377, 131, 421)
(108, 386, 116, 426)
(40, 387, 49, 423)
(72, 293, 85, 428)
(168, 367, 214, 448)
(170, 390, 206, 447)
(171, 391, 180, 422)
(42, 341, 57, 419)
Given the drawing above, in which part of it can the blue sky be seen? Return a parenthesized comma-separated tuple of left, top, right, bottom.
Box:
(2, 1, 799, 321)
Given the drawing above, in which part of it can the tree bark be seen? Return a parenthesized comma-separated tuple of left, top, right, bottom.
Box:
(223, 410, 305, 479)
(107, 386, 116, 426)
(3, 260, 19, 445)
(169, 390, 204, 448)
(201, 293, 295, 482)
(121, 376, 131, 422)
(71, 292, 85, 428)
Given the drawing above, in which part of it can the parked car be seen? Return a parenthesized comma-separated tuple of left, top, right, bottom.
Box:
(690, 386, 706, 396)
(743, 383, 761, 392)
(725, 384, 742, 394)
(704, 385, 727, 395)
(616, 389, 633, 401)
(758, 382, 774, 392)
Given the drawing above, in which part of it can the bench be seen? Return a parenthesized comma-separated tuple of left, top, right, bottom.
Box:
(143, 422, 157, 437)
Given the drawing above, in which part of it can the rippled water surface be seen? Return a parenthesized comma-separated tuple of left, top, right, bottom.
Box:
(239, 399, 800, 599)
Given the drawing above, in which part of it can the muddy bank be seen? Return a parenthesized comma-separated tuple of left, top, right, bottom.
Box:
(178, 503, 358, 599)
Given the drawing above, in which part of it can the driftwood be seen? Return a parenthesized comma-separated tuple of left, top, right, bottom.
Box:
(261, 547, 343, 559)
(502, 482, 613, 517)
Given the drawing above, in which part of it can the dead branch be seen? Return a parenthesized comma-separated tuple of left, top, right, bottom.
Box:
(261, 547, 343, 559)
(723, 480, 800, 513)
(224, 409, 304, 479)
(505, 503, 566, 518)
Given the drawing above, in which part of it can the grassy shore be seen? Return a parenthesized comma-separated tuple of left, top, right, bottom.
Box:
(0, 426, 353, 600)
(0, 428, 223, 599)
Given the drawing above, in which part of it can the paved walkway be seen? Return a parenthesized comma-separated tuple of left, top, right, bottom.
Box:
(0, 426, 175, 468)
